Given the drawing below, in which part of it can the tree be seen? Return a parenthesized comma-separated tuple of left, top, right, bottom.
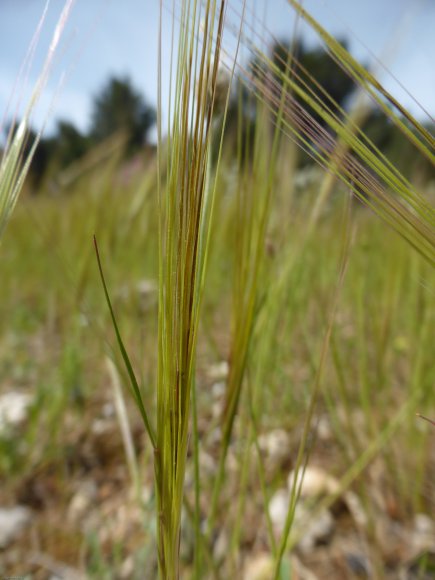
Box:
(54, 120, 90, 167)
(3, 121, 54, 191)
(222, 38, 358, 167)
(4, 119, 91, 191)
(89, 76, 156, 151)
(362, 111, 435, 183)
(270, 38, 356, 125)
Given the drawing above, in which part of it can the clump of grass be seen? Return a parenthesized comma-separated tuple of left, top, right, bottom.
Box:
(96, 1, 235, 576)
(155, 2, 233, 575)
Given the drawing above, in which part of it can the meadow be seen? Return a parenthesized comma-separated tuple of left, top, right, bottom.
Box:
(0, 1, 434, 578)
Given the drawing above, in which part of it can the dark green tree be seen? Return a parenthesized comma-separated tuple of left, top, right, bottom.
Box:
(54, 120, 90, 167)
(89, 76, 156, 151)
(222, 38, 358, 167)
(362, 111, 435, 182)
(271, 38, 356, 123)
(3, 122, 54, 190)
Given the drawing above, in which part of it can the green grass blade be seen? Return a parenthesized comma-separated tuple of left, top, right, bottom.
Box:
(93, 235, 156, 448)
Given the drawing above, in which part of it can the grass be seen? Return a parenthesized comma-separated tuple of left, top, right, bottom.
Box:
(0, 0, 434, 578)
(1, 148, 433, 577)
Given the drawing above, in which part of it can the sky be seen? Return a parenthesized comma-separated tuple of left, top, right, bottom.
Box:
(0, 0, 434, 139)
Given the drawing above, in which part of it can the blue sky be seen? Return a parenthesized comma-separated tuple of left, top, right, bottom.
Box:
(0, 0, 434, 138)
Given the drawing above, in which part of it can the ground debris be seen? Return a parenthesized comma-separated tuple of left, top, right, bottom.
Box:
(0, 505, 31, 548)
(0, 391, 32, 435)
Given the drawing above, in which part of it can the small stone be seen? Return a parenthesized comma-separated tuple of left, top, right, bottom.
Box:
(243, 553, 275, 580)
(288, 466, 339, 499)
(226, 449, 239, 473)
(207, 428, 221, 447)
(120, 555, 135, 579)
(412, 513, 435, 554)
(295, 504, 334, 554)
(68, 481, 98, 525)
(269, 488, 289, 536)
(316, 415, 332, 441)
(269, 488, 335, 553)
(213, 529, 229, 563)
(344, 491, 367, 528)
(212, 400, 223, 419)
(141, 484, 153, 504)
(101, 402, 115, 418)
(0, 506, 31, 548)
(0, 392, 32, 434)
(294, 166, 321, 191)
(345, 552, 371, 577)
(199, 451, 217, 477)
(211, 381, 226, 399)
(91, 418, 112, 435)
(207, 361, 229, 381)
(258, 429, 291, 471)
(414, 513, 434, 535)
(136, 279, 157, 297)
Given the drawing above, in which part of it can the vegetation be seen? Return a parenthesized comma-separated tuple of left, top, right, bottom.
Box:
(0, 0, 434, 579)
(2, 76, 156, 191)
(89, 76, 156, 152)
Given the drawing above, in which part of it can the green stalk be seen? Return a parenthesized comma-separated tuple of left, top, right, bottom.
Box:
(155, 2, 231, 576)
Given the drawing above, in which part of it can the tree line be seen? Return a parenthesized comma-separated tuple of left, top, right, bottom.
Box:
(5, 76, 156, 189)
(6, 39, 432, 191)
